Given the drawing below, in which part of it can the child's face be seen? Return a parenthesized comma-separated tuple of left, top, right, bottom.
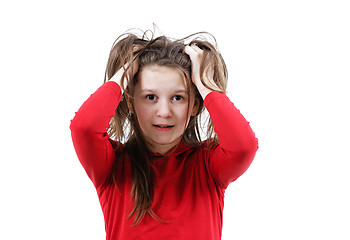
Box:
(133, 65, 199, 154)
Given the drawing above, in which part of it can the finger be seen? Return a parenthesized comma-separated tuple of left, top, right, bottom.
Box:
(132, 44, 143, 55)
(185, 45, 203, 58)
(190, 44, 203, 54)
(184, 45, 197, 57)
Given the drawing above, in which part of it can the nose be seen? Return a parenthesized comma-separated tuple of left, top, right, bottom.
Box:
(156, 100, 173, 118)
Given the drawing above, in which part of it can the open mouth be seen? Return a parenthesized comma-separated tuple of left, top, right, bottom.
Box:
(153, 124, 174, 130)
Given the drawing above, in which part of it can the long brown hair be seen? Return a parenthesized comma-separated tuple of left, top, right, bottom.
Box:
(103, 29, 228, 225)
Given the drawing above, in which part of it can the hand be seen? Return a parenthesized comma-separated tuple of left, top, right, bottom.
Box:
(184, 44, 220, 99)
(109, 45, 141, 92)
(129, 44, 142, 76)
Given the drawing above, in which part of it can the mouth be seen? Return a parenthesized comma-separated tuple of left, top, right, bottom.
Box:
(153, 124, 174, 131)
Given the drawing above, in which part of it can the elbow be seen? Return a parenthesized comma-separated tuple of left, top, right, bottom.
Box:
(70, 113, 99, 134)
(241, 136, 259, 157)
(238, 137, 258, 165)
(248, 136, 259, 154)
(70, 120, 101, 142)
(236, 142, 258, 178)
(70, 118, 89, 133)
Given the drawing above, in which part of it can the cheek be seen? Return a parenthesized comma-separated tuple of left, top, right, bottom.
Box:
(176, 106, 191, 124)
(133, 101, 146, 123)
(135, 106, 150, 125)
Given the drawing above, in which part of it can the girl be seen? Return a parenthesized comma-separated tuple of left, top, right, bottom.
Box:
(70, 30, 258, 240)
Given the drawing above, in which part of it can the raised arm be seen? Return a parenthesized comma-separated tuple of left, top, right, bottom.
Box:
(185, 44, 258, 188)
(70, 70, 123, 188)
(204, 92, 258, 188)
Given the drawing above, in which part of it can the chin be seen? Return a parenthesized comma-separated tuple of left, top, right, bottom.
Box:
(149, 138, 180, 149)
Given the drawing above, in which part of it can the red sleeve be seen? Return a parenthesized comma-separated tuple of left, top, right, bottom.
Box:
(204, 91, 259, 188)
(70, 81, 122, 188)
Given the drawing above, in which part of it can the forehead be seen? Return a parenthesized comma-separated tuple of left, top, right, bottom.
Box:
(137, 65, 187, 90)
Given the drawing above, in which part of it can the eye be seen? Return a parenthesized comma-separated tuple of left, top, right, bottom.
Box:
(146, 94, 157, 101)
(172, 95, 184, 101)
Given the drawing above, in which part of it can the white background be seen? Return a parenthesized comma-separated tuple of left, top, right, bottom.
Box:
(1, 0, 349, 239)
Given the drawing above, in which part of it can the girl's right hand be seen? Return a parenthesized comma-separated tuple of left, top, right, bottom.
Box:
(109, 45, 141, 92)
(109, 67, 125, 84)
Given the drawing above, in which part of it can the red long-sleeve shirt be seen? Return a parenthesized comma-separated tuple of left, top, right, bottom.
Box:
(70, 81, 258, 240)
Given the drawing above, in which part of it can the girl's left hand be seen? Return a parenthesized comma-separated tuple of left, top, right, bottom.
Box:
(184, 44, 220, 99)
